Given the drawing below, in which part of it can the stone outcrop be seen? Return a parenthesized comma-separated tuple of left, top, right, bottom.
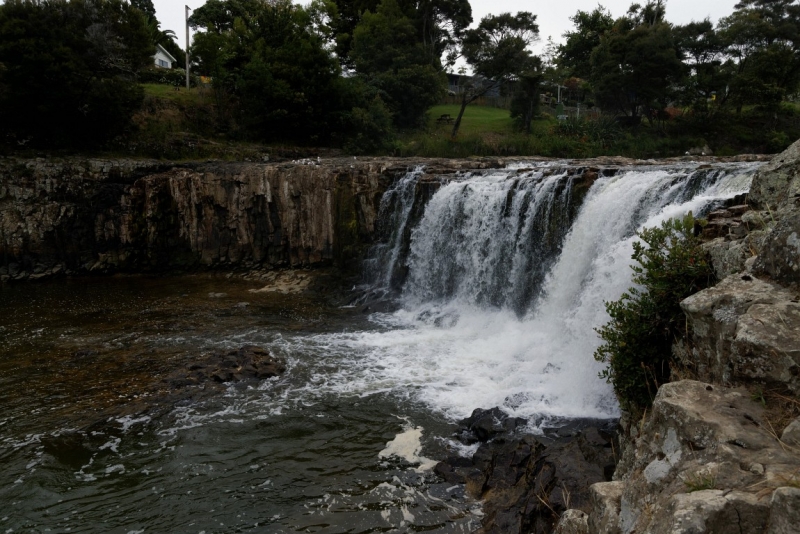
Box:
(556, 141, 800, 534)
(676, 274, 800, 394)
(557, 381, 800, 534)
(0, 158, 403, 280)
(436, 408, 617, 534)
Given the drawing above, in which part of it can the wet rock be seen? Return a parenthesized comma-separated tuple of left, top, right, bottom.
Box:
(457, 407, 528, 444)
(438, 423, 616, 534)
(167, 345, 286, 388)
(40, 431, 95, 469)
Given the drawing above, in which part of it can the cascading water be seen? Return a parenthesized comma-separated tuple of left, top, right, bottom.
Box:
(0, 160, 763, 533)
(333, 161, 760, 424)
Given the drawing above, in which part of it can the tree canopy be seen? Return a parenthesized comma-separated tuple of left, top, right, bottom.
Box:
(450, 11, 540, 137)
(0, 0, 152, 148)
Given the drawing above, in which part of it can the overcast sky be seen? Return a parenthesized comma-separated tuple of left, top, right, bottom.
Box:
(153, 0, 741, 55)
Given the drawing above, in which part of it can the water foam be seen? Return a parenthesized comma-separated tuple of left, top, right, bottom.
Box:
(281, 162, 758, 425)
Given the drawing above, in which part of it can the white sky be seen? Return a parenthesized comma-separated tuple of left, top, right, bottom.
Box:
(154, 0, 741, 54)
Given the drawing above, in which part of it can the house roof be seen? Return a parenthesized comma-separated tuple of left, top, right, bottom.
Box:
(155, 43, 177, 63)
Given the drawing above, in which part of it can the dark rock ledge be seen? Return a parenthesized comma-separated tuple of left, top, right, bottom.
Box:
(434, 408, 617, 534)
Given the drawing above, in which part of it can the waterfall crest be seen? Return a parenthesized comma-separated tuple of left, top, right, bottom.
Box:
(345, 162, 760, 423)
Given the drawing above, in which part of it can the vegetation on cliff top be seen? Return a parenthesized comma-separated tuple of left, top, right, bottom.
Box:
(2, 0, 800, 157)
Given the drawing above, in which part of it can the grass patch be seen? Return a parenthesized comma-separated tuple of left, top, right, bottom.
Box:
(427, 104, 514, 134)
(141, 83, 208, 107)
(683, 472, 716, 492)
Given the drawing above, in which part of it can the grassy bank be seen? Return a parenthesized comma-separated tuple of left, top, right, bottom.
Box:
(391, 103, 800, 159)
(93, 86, 800, 160)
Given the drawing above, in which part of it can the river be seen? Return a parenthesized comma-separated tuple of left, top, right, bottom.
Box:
(0, 160, 761, 533)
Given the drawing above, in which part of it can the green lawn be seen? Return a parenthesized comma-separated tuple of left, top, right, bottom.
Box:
(427, 104, 514, 134)
(141, 83, 206, 106)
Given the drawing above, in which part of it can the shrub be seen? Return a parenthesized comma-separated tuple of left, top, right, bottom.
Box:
(139, 67, 200, 87)
(594, 213, 716, 414)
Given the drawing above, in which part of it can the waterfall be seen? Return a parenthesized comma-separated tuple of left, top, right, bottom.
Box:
(338, 162, 760, 425)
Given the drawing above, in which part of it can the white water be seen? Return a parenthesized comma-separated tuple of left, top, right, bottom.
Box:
(290, 163, 759, 425)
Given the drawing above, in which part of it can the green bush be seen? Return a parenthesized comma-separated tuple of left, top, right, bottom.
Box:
(139, 67, 199, 87)
(594, 214, 716, 414)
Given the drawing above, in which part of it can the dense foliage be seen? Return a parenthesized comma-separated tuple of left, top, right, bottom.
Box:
(350, 0, 446, 128)
(2, 0, 800, 154)
(594, 214, 716, 414)
(0, 0, 152, 148)
(451, 11, 539, 137)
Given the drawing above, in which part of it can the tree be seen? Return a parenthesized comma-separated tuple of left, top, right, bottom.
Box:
(589, 2, 682, 121)
(673, 20, 728, 114)
(190, 0, 388, 145)
(130, 0, 156, 21)
(717, 0, 800, 111)
(558, 6, 614, 80)
(0, 0, 152, 148)
(595, 214, 715, 414)
(350, 0, 446, 128)
(510, 68, 542, 134)
(452, 11, 540, 137)
(331, 0, 471, 69)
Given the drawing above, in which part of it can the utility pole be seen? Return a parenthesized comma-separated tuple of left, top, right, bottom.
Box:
(185, 5, 191, 89)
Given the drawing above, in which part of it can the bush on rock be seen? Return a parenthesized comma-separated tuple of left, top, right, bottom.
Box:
(595, 214, 716, 414)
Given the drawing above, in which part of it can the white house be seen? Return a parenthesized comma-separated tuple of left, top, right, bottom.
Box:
(153, 44, 176, 69)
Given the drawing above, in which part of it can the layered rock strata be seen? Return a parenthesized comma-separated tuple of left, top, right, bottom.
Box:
(0, 155, 770, 282)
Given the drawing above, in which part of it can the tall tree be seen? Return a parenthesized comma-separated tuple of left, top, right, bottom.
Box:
(589, 2, 682, 121)
(0, 0, 152, 148)
(718, 0, 800, 111)
(451, 11, 540, 137)
(673, 20, 728, 113)
(332, 0, 471, 68)
(350, 0, 446, 128)
(558, 6, 614, 80)
(190, 0, 374, 144)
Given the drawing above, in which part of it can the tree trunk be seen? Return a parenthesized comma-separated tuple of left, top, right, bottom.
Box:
(451, 92, 470, 138)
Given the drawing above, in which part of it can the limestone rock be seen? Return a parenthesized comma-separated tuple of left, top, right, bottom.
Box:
(748, 137, 800, 211)
(648, 490, 769, 534)
(588, 481, 624, 534)
(767, 487, 800, 534)
(553, 509, 589, 534)
(679, 274, 800, 393)
(780, 417, 800, 447)
(612, 380, 800, 534)
(755, 213, 800, 285)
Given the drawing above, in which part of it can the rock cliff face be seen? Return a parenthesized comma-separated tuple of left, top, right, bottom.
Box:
(0, 156, 538, 281)
(555, 142, 800, 534)
(0, 158, 395, 279)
